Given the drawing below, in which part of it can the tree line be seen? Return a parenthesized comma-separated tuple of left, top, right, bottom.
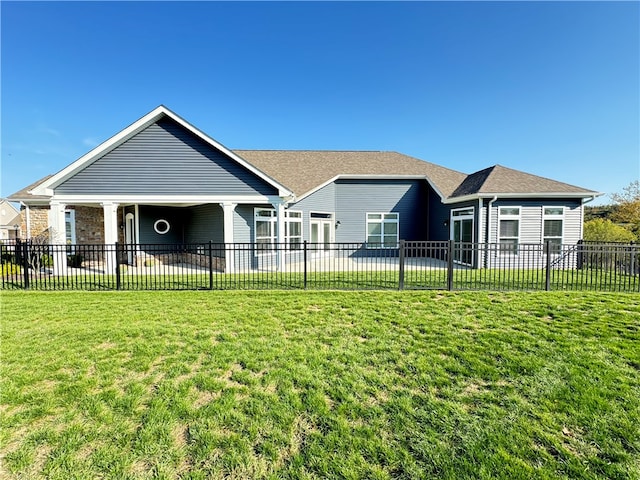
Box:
(584, 180, 639, 243)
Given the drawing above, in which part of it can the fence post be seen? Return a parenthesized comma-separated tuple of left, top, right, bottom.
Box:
(115, 242, 121, 291)
(545, 240, 551, 291)
(576, 239, 584, 270)
(207, 241, 213, 290)
(303, 240, 308, 290)
(398, 240, 405, 290)
(447, 240, 454, 291)
(21, 240, 30, 290)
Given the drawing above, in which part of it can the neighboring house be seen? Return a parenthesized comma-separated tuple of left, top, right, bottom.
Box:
(0, 199, 21, 240)
(8, 105, 600, 271)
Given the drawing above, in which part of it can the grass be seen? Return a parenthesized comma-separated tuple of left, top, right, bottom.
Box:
(1, 290, 639, 479)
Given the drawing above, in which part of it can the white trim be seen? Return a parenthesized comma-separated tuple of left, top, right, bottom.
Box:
(31, 106, 294, 198)
(497, 206, 521, 254)
(153, 219, 171, 235)
(254, 207, 303, 256)
(65, 209, 76, 244)
(444, 192, 602, 204)
(46, 194, 280, 205)
(450, 206, 475, 242)
(542, 206, 565, 250)
(25, 204, 31, 238)
(134, 205, 140, 248)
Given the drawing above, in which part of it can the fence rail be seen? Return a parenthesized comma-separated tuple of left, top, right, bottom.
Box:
(1, 240, 638, 292)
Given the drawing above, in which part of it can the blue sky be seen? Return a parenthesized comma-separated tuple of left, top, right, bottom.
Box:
(2, 1, 638, 205)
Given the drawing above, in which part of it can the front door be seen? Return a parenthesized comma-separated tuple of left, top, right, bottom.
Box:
(451, 207, 474, 265)
(125, 213, 136, 264)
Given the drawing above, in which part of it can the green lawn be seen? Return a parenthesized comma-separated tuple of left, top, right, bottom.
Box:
(1, 290, 638, 479)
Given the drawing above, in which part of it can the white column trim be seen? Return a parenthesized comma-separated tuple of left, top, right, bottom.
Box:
(102, 202, 120, 274)
(219, 202, 237, 274)
(272, 200, 286, 271)
(49, 201, 68, 275)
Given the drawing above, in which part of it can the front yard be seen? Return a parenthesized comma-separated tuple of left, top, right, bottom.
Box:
(1, 290, 638, 479)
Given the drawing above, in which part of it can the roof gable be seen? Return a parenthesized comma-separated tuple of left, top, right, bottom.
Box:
(31, 106, 292, 198)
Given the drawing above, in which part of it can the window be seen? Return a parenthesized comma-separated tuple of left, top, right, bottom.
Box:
(498, 207, 520, 253)
(153, 219, 171, 235)
(366, 213, 399, 248)
(286, 211, 302, 248)
(254, 208, 303, 253)
(543, 207, 563, 254)
(65, 210, 76, 244)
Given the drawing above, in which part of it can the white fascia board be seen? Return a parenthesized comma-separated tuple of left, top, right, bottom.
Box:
(295, 174, 444, 203)
(51, 194, 277, 205)
(443, 191, 603, 204)
(31, 106, 294, 198)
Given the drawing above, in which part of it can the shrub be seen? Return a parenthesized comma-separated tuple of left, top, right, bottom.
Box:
(1, 263, 21, 276)
(584, 219, 636, 243)
(67, 254, 84, 268)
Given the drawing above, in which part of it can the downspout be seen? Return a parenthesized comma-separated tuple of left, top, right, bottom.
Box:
(486, 196, 498, 243)
(484, 196, 498, 268)
(580, 196, 596, 240)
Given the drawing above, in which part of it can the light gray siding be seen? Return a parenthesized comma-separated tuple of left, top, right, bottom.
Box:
(56, 118, 278, 196)
(233, 205, 255, 243)
(488, 199, 583, 245)
(334, 179, 428, 242)
(289, 183, 336, 241)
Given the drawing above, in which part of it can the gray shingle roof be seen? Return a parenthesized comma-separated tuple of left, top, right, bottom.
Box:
(7, 175, 53, 201)
(450, 165, 598, 197)
(233, 150, 468, 199)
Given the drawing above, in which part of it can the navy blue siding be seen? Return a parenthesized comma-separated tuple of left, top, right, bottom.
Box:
(334, 180, 429, 243)
(138, 206, 186, 244)
(56, 118, 278, 196)
(185, 204, 224, 244)
(427, 189, 450, 241)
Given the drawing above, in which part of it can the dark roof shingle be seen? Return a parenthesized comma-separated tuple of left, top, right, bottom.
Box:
(233, 150, 468, 198)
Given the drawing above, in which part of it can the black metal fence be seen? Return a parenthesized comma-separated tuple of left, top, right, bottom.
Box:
(1, 239, 638, 292)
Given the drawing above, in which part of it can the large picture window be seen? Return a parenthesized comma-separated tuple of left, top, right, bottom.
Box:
(366, 213, 399, 248)
(543, 207, 564, 254)
(254, 208, 303, 253)
(498, 207, 520, 253)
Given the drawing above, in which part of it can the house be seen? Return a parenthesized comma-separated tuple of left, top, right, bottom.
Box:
(0, 199, 22, 241)
(8, 105, 600, 272)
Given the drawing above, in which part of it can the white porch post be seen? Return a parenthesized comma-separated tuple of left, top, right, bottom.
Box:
(49, 201, 68, 275)
(220, 202, 237, 274)
(102, 202, 120, 274)
(272, 200, 286, 271)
